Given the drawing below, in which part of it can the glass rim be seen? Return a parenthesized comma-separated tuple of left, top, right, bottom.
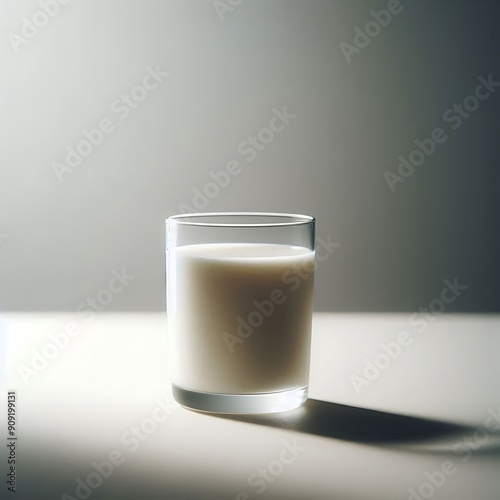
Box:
(167, 212, 315, 228)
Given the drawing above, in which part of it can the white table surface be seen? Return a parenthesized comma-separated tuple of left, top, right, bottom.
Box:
(2, 312, 499, 500)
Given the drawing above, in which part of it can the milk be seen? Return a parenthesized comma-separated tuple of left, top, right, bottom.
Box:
(168, 243, 315, 394)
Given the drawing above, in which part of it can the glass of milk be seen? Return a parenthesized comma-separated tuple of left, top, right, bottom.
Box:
(166, 212, 315, 414)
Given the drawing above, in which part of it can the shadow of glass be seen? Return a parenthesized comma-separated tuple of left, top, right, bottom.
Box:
(209, 398, 478, 444)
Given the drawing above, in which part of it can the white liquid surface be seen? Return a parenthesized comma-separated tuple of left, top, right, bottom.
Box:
(168, 243, 315, 394)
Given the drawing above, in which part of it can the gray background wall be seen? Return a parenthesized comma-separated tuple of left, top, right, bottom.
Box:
(1, 0, 499, 312)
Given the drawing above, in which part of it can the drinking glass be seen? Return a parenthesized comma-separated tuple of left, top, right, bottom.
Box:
(166, 212, 315, 413)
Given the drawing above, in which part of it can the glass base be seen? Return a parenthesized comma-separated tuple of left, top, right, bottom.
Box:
(172, 384, 308, 414)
